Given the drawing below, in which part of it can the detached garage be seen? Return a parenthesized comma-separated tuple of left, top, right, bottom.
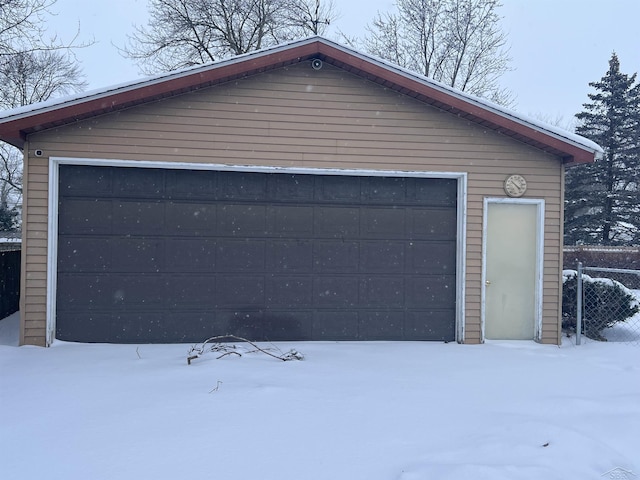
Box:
(0, 37, 601, 346)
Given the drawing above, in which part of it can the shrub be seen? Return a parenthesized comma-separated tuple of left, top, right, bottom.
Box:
(562, 270, 639, 341)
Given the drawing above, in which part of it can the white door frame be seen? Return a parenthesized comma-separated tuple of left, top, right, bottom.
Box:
(481, 197, 545, 342)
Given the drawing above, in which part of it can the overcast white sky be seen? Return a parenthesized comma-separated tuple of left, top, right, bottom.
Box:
(46, 0, 640, 128)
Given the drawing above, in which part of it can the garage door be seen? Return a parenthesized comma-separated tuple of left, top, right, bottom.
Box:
(56, 165, 457, 343)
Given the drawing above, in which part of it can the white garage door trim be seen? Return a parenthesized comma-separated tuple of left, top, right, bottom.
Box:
(47, 156, 468, 345)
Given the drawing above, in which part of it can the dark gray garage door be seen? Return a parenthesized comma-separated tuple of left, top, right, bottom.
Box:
(56, 165, 457, 343)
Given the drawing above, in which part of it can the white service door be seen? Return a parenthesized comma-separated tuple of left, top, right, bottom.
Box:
(484, 202, 539, 340)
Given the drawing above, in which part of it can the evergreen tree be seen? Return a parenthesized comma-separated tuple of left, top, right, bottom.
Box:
(0, 202, 19, 232)
(565, 53, 640, 245)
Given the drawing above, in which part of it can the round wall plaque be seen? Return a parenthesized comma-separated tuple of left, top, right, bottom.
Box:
(504, 174, 527, 197)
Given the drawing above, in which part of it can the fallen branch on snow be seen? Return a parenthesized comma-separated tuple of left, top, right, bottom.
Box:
(187, 335, 304, 365)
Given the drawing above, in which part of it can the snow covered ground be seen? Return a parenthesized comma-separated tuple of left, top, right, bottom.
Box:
(1, 310, 639, 480)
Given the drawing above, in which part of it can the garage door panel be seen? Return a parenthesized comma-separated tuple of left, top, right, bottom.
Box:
(362, 177, 406, 203)
(407, 178, 458, 206)
(113, 275, 168, 308)
(165, 202, 217, 234)
(217, 239, 266, 272)
(268, 205, 314, 235)
(120, 313, 167, 343)
(408, 208, 457, 239)
(266, 275, 313, 307)
(217, 172, 268, 200)
(217, 204, 267, 235)
(166, 170, 215, 198)
(263, 311, 313, 341)
(361, 208, 406, 238)
(273, 173, 315, 201)
(113, 312, 175, 343)
(360, 311, 405, 340)
(314, 277, 359, 306)
(58, 312, 221, 343)
(360, 277, 405, 307)
(58, 199, 112, 235)
(113, 201, 165, 235)
(58, 237, 111, 272)
(406, 241, 456, 273)
(111, 238, 164, 272)
(220, 309, 265, 339)
(57, 312, 115, 342)
(405, 311, 456, 341)
(216, 275, 264, 306)
(57, 166, 458, 343)
(314, 206, 360, 238)
(266, 240, 313, 272)
(113, 167, 165, 198)
(164, 275, 216, 308)
(165, 238, 216, 272)
(313, 311, 359, 339)
(57, 274, 109, 310)
(314, 241, 359, 273)
(59, 165, 113, 196)
(175, 312, 226, 341)
(58, 274, 168, 311)
(316, 176, 361, 202)
(406, 276, 456, 308)
(360, 241, 405, 273)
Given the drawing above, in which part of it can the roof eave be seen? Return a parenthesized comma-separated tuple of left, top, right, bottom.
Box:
(0, 37, 601, 164)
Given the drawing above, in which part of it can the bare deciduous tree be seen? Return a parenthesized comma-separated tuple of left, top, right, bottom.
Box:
(0, 0, 88, 225)
(282, 0, 336, 36)
(1, 50, 86, 108)
(0, 143, 21, 204)
(1, 0, 53, 56)
(363, 0, 512, 104)
(122, 0, 338, 74)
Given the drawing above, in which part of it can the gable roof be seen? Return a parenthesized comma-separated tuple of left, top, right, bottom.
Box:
(0, 36, 601, 165)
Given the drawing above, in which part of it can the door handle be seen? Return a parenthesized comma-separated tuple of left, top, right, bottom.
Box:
(485, 280, 491, 286)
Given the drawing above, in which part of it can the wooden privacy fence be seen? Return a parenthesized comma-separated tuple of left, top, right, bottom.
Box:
(564, 246, 640, 289)
(0, 248, 21, 318)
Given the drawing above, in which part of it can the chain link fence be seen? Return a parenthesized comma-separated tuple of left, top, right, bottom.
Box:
(563, 264, 640, 345)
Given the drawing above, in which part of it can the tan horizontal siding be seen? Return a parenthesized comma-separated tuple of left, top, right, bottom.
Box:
(23, 258, 46, 271)
(49, 134, 546, 158)
(62, 118, 544, 148)
(23, 61, 565, 346)
(24, 303, 46, 313)
(25, 287, 47, 297)
(25, 271, 47, 281)
(24, 299, 45, 309)
(20, 151, 49, 346)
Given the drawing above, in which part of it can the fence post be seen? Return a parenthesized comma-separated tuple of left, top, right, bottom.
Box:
(576, 262, 583, 346)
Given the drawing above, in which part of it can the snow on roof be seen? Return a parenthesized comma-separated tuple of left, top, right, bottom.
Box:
(0, 36, 602, 159)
